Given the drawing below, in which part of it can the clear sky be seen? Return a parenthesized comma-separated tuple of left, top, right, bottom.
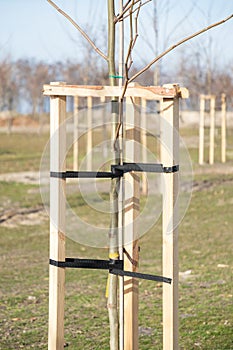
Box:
(0, 0, 233, 69)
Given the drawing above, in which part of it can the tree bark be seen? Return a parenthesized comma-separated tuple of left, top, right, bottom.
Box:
(107, 2, 119, 350)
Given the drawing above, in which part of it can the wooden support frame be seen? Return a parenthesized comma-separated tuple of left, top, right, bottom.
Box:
(44, 82, 186, 350)
(199, 94, 227, 165)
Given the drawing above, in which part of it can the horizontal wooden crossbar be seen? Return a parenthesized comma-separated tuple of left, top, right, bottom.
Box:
(43, 84, 188, 99)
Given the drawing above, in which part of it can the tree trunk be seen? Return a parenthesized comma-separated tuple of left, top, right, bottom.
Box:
(107, 1, 119, 350)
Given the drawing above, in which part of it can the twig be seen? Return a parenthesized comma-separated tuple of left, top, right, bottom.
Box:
(0, 206, 44, 224)
(123, 0, 132, 11)
(116, 0, 151, 22)
(113, 1, 142, 148)
(129, 13, 233, 83)
(116, 0, 141, 23)
(47, 0, 108, 61)
(124, 1, 141, 74)
(130, 2, 141, 57)
(125, 1, 135, 70)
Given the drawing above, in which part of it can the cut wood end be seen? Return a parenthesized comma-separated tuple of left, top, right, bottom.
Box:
(163, 84, 189, 99)
(179, 87, 189, 99)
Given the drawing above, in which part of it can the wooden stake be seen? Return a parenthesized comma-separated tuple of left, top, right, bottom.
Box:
(141, 98, 148, 195)
(124, 95, 140, 350)
(73, 96, 79, 170)
(48, 82, 66, 350)
(100, 96, 108, 158)
(209, 96, 215, 165)
(199, 95, 205, 165)
(87, 96, 92, 170)
(160, 92, 179, 350)
(221, 93, 226, 163)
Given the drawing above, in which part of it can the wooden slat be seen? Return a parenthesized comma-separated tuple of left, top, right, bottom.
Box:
(87, 96, 92, 170)
(221, 93, 226, 163)
(141, 98, 148, 195)
(73, 96, 79, 170)
(48, 82, 66, 350)
(200, 94, 215, 99)
(160, 93, 179, 350)
(199, 96, 205, 165)
(124, 96, 140, 350)
(209, 96, 215, 165)
(100, 96, 108, 158)
(43, 84, 188, 100)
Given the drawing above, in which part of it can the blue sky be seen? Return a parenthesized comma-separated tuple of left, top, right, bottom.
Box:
(0, 0, 233, 68)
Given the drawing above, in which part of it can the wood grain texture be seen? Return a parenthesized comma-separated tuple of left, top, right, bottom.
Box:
(48, 82, 66, 350)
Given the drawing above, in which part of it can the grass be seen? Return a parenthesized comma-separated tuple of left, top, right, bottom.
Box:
(0, 129, 232, 349)
(0, 133, 49, 174)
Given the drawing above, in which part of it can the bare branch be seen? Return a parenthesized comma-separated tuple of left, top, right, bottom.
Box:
(117, 0, 151, 22)
(131, 2, 141, 53)
(124, 1, 135, 70)
(116, 0, 141, 23)
(129, 13, 233, 83)
(124, 1, 141, 72)
(113, 0, 143, 148)
(47, 0, 108, 61)
(123, 0, 132, 11)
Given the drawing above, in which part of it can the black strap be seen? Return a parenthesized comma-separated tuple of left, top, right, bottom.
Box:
(50, 258, 123, 270)
(112, 163, 179, 174)
(49, 258, 171, 284)
(110, 268, 171, 284)
(50, 163, 179, 179)
(50, 171, 116, 179)
(162, 165, 179, 173)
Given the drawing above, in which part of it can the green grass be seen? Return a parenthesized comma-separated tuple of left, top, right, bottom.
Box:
(0, 133, 49, 174)
(0, 130, 232, 349)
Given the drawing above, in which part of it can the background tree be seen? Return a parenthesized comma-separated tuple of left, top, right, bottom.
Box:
(0, 56, 19, 132)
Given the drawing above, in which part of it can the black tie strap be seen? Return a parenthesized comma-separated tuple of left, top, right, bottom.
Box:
(50, 163, 179, 179)
(50, 257, 123, 270)
(50, 171, 116, 179)
(49, 258, 172, 284)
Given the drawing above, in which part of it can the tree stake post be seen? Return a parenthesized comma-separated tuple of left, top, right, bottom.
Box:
(160, 85, 179, 350)
(199, 94, 216, 165)
(48, 82, 67, 350)
(221, 93, 227, 163)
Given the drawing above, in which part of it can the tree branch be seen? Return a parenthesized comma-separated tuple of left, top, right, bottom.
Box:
(129, 13, 233, 83)
(116, 0, 151, 23)
(47, 0, 108, 61)
(116, 0, 141, 23)
(113, 0, 143, 147)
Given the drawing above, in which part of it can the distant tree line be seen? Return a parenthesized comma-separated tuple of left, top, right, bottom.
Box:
(0, 55, 233, 116)
(0, 55, 109, 117)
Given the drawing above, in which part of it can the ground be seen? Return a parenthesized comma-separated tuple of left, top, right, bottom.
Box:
(0, 128, 232, 350)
